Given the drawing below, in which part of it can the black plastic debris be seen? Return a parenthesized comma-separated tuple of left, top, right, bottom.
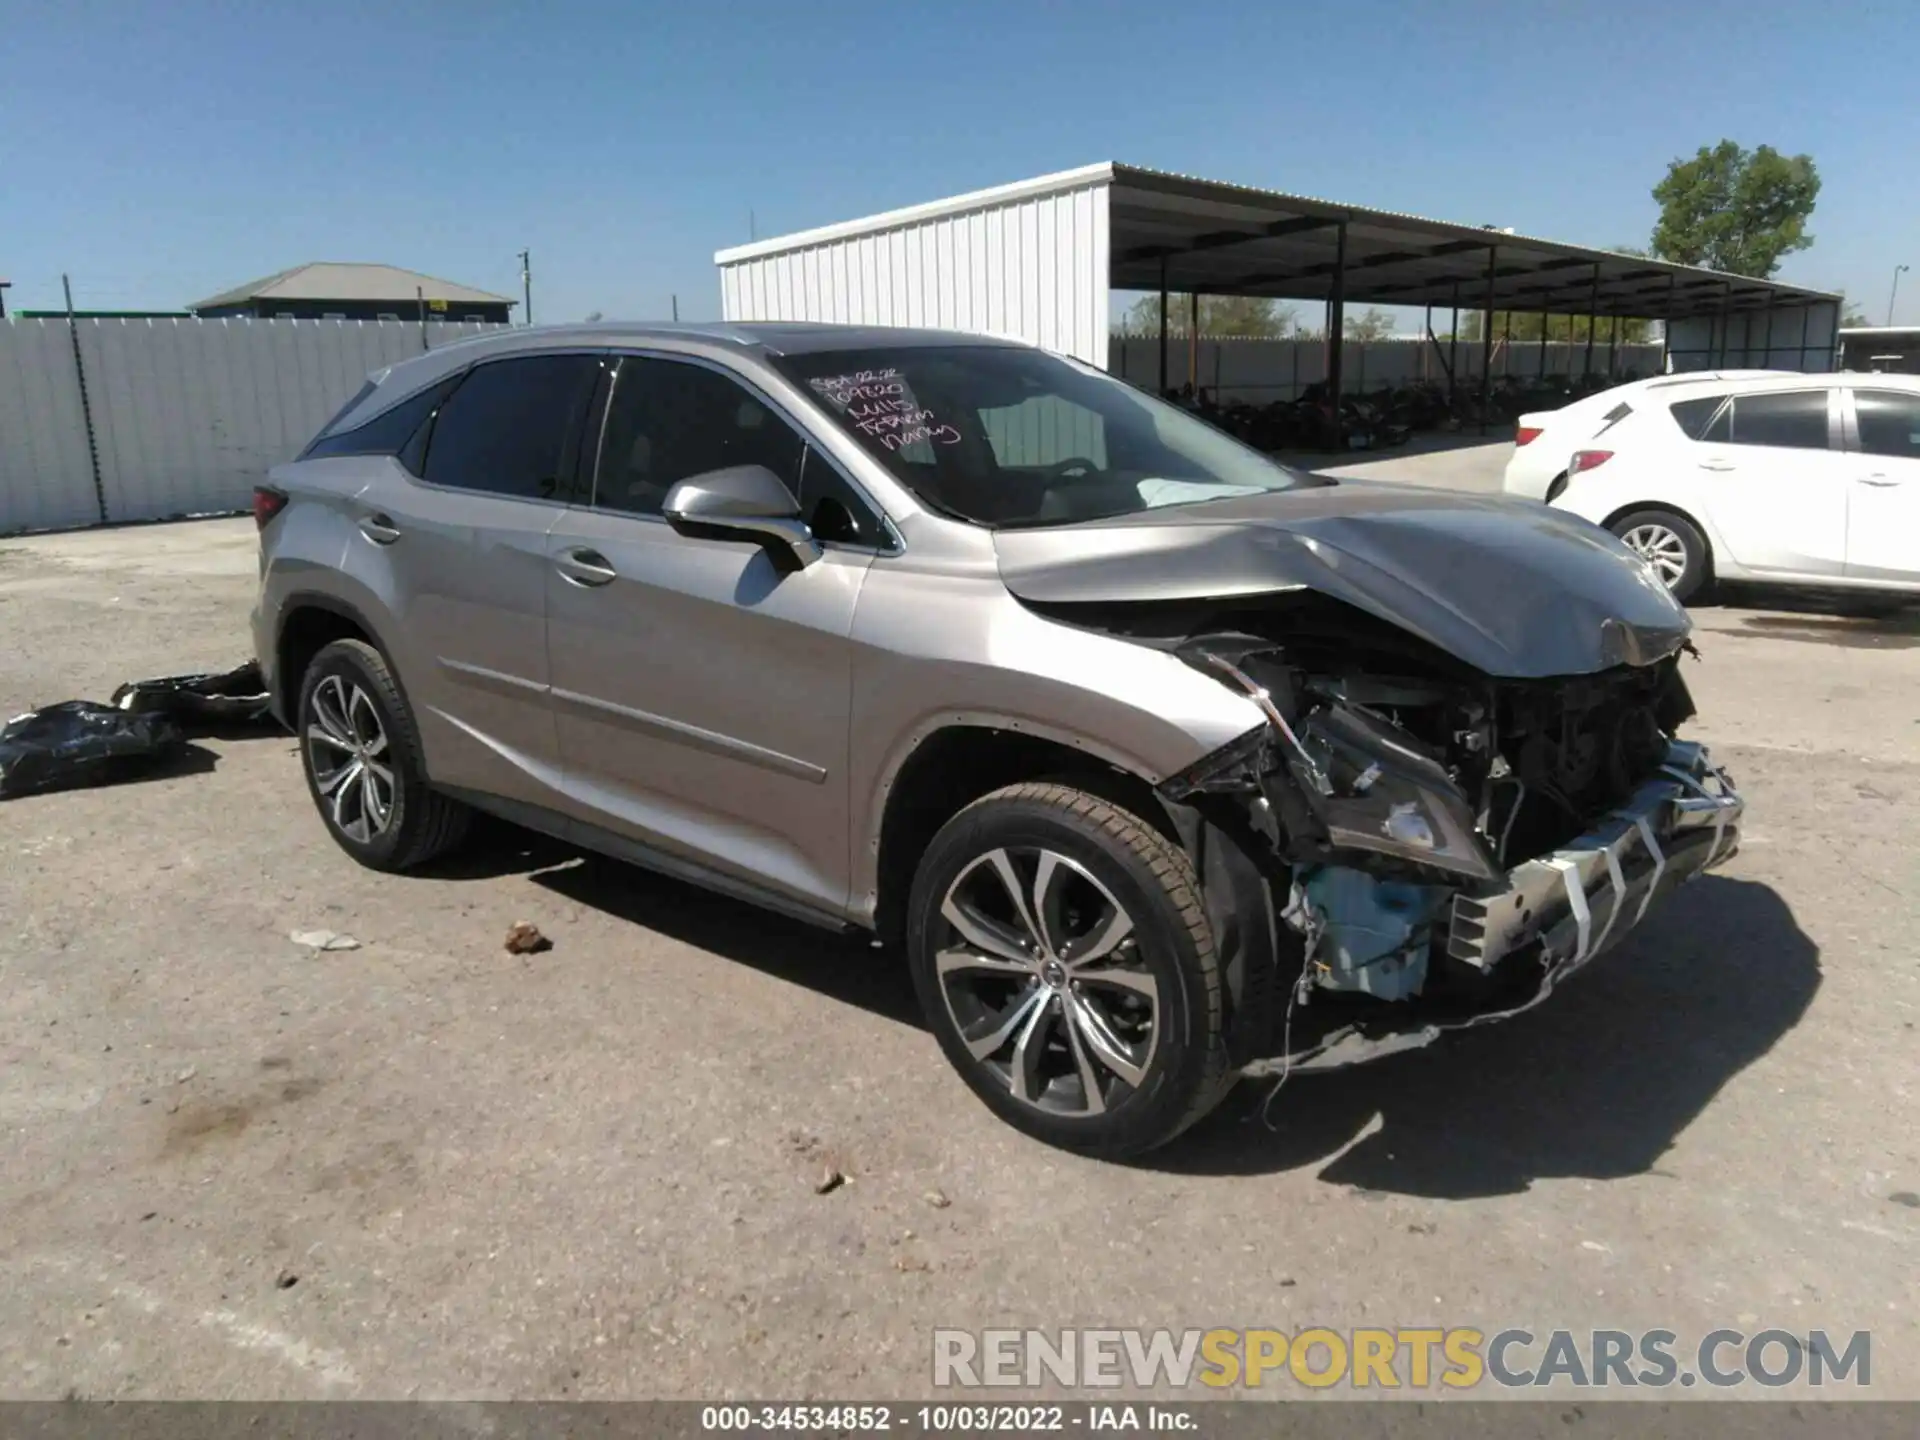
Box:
(111, 660, 272, 725)
(0, 702, 183, 799)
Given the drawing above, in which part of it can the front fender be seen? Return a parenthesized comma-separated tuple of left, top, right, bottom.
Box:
(845, 565, 1264, 916)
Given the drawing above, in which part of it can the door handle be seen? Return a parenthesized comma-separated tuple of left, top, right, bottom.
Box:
(1696, 458, 1736, 473)
(1856, 473, 1903, 487)
(555, 547, 617, 587)
(358, 512, 401, 544)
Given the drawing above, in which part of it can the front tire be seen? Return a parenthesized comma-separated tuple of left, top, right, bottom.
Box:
(297, 638, 469, 871)
(906, 783, 1231, 1158)
(1610, 508, 1711, 603)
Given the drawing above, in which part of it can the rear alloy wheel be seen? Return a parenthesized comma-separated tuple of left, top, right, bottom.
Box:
(306, 674, 396, 845)
(297, 639, 469, 871)
(907, 783, 1230, 1158)
(1610, 508, 1710, 603)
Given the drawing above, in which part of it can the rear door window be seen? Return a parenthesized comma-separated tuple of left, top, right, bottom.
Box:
(420, 355, 600, 500)
(1727, 390, 1831, 450)
(1669, 395, 1730, 442)
(1853, 390, 1920, 460)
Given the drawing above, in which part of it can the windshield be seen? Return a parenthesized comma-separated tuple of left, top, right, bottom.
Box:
(770, 344, 1324, 528)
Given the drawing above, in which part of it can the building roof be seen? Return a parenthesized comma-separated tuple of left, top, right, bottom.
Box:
(1838, 326, 1920, 340)
(717, 161, 1838, 321)
(188, 263, 514, 311)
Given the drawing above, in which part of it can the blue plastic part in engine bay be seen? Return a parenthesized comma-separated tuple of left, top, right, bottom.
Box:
(1301, 865, 1450, 1002)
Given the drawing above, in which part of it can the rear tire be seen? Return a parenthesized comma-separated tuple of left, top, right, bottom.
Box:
(297, 639, 470, 871)
(906, 782, 1231, 1159)
(1610, 508, 1710, 604)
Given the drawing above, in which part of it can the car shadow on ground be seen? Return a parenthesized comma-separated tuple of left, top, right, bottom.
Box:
(420, 824, 1816, 1196)
(531, 853, 923, 1027)
(1702, 589, 1920, 651)
(1157, 875, 1820, 1197)
(423, 823, 927, 1028)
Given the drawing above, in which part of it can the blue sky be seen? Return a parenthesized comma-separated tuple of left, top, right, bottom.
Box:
(5, 0, 1916, 328)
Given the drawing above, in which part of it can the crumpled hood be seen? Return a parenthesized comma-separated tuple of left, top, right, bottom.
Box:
(992, 481, 1692, 679)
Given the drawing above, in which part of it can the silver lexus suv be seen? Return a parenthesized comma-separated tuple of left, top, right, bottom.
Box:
(253, 322, 1743, 1157)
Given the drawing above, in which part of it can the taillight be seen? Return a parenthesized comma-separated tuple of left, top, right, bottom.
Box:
(1515, 426, 1544, 446)
(253, 486, 288, 529)
(1568, 450, 1613, 475)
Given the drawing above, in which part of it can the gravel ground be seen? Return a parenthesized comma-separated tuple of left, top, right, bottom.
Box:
(2, 479, 1916, 1401)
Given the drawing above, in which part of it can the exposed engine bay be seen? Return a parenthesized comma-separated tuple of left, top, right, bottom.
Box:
(1026, 589, 1743, 1071)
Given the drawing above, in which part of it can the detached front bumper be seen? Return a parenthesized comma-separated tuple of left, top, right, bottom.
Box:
(1448, 740, 1743, 974)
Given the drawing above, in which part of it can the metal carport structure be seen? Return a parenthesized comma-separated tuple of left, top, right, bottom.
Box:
(715, 162, 1839, 431)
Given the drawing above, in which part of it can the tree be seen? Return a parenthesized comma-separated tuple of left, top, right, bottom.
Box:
(1650, 140, 1820, 277)
(1117, 293, 1296, 338)
(1837, 296, 1870, 328)
(1342, 308, 1396, 342)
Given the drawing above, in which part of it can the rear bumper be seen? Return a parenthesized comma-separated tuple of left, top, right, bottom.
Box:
(1448, 740, 1742, 974)
(1499, 449, 1566, 500)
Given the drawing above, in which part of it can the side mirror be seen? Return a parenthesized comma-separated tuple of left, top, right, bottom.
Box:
(661, 464, 822, 568)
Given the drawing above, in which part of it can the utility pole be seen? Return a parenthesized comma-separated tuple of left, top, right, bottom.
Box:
(417, 285, 428, 351)
(519, 250, 533, 326)
(1888, 264, 1909, 327)
(671, 294, 680, 322)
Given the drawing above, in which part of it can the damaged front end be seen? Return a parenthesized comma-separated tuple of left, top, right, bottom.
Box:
(1142, 601, 1745, 1075)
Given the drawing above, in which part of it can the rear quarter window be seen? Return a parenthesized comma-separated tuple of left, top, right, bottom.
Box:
(300, 379, 378, 455)
(1669, 395, 1730, 442)
(300, 375, 465, 470)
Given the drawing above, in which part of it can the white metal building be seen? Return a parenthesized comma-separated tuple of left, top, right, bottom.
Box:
(715, 162, 1840, 388)
(717, 166, 1114, 367)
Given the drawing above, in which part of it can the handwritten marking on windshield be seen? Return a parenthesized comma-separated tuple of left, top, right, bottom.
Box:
(811, 368, 961, 450)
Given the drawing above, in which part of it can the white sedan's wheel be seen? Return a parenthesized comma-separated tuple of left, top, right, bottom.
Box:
(1608, 509, 1710, 603)
(1620, 522, 1688, 587)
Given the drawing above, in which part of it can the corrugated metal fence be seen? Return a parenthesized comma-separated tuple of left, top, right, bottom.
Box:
(0, 317, 499, 535)
(1110, 335, 1669, 403)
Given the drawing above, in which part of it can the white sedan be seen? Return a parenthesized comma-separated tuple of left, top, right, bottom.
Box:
(1502, 372, 1920, 605)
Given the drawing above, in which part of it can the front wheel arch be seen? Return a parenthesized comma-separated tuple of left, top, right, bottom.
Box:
(870, 724, 1178, 944)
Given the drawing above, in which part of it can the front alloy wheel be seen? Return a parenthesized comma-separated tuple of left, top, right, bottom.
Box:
(907, 782, 1231, 1158)
(935, 846, 1159, 1116)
